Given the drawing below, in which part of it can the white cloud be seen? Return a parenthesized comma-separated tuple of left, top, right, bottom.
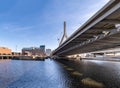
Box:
(0, 23, 32, 32)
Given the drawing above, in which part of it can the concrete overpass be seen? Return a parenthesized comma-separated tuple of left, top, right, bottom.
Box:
(52, 0, 120, 56)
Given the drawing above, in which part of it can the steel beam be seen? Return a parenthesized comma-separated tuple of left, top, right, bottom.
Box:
(100, 19, 120, 24)
(56, 28, 120, 55)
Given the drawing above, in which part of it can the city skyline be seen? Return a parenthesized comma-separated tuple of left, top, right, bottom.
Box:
(0, 0, 109, 52)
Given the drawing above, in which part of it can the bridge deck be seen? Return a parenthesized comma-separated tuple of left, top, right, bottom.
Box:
(53, 0, 120, 56)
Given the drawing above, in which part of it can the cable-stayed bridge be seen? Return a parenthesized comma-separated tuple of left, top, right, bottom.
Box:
(52, 0, 120, 57)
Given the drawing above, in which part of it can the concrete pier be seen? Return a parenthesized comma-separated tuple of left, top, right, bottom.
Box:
(0, 55, 13, 59)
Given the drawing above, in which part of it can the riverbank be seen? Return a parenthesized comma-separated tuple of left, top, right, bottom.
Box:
(82, 56, 120, 62)
(11, 56, 49, 61)
(63, 56, 120, 62)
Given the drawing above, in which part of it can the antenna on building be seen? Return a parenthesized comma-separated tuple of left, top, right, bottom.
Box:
(59, 21, 68, 46)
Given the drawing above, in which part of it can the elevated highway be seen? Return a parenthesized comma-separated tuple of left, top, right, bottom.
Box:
(52, 0, 120, 56)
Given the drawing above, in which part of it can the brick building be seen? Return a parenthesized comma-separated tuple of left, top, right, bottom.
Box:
(22, 47, 46, 57)
(0, 47, 12, 55)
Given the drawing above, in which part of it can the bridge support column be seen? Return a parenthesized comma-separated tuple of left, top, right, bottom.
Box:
(76, 55, 82, 61)
(1, 56, 3, 60)
(93, 54, 96, 57)
(104, 53, 106, 57)
(7, 56, 9, 59)
(114, 52, 116, 57)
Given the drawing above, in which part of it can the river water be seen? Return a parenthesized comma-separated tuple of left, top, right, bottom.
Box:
(0, 59, 120, 88)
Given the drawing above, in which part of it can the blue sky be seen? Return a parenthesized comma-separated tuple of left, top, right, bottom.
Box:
(0, 0, 109, 52)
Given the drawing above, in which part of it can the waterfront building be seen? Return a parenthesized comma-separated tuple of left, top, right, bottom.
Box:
(46, 49, 52, 56)
(40, 45, 45, 53)
(22, 47, 46, 57)
(0, 47, 12, 55)
(12, 52, 22, 56)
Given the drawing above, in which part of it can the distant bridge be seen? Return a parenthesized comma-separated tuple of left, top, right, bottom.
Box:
(52, 0, 120, 56)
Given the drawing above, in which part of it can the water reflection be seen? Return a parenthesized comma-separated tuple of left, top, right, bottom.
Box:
(59, 59, 120, 88)
(0, 59, 120, 88)
(0, 59, 73, 88)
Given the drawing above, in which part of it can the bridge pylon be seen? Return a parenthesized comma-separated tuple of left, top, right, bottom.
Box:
(59, 21, 68, 46)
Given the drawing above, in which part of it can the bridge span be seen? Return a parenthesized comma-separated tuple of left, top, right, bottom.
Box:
(52, 0, 120, 57)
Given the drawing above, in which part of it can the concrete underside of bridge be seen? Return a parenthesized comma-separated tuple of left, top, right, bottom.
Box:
(52, 0, 120, 57)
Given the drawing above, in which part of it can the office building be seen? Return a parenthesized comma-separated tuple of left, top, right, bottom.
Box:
(40, 45, 45, 53)
(46, 49, 52, 56)
(22, 47, 46, 57)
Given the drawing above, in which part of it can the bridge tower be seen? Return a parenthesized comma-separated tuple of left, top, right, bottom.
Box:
(59, 21, 68, 46)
